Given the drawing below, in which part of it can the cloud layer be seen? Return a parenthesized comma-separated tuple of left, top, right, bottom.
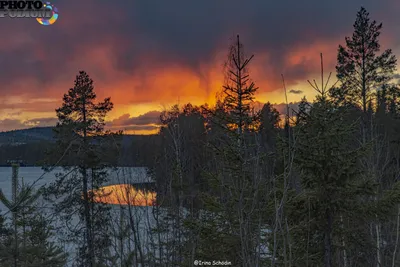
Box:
(1, 0, 400, 132)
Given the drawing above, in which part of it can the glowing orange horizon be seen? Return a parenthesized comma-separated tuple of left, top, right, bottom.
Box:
(0, 39, 349, 133)
(88, 184, 157, 206)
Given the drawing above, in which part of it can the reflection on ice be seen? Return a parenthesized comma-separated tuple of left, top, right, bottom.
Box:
(89, 184, 157, 206)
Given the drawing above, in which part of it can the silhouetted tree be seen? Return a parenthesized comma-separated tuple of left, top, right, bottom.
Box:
(44, 71, 118, 267)
(334, 7, 397, 115)
(199, 35, 265, 266)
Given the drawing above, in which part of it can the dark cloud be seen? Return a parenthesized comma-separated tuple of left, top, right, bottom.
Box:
(25, 117, 58, 127)
(289, 89, 304, 94)
(109, 111, 161, 127)
(0, 111, 161, 132)
(106, 111, 162, 134)
(0, 117, 57, 132)
(0, 119, 26, 132)
(115, 125, 159, 132)
(0, 0, 400, 90)
(0, 99, 59, 113)
(253, 101, 302, 116)
(273, 102, 302, 116)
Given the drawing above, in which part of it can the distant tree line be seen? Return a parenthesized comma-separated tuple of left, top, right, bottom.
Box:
(0, 136, 160, 167)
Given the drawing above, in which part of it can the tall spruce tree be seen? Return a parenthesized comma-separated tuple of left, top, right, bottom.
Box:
(221, 35, 259, 139)
(334, 7, 396, 114)
(44, 71, 118, 266)
(197, 35, 265, 266)
(334, 8, 400, 266)
(289, 91, 378, 266)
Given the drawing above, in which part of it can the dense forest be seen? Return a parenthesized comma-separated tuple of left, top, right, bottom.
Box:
(2, 6, 400, 267)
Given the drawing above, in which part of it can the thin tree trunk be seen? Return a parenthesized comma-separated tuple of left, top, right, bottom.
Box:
(119, 206, 124, 267)
(306, 198, 310, 267)
(82, 99, 95, 267)
(361, 37, 367, 115)
(285, 218, 292, 266)
(82, 168, 94, 266)
(22, 214, 26, 267)
(271, 177, 279, 267)
(21, 177, 26, 267)
(324, 209, 333, 267)
(12, 164, 18, 267)
(13, 213, 18, 267)
(127, 202, 144, 265)
(340, 214, 348, 267)
(376, 215, 381, 267)
(392, 205, 400, 267)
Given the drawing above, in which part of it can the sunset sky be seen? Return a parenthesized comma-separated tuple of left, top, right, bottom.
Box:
(2, 0, 400, 134)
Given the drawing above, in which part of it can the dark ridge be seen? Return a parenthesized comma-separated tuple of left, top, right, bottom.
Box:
(0, 127, 161, 167)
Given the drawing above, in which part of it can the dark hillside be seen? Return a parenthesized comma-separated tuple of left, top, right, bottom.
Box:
(0, 127, 160, 166)
(0, 127, 55, 144)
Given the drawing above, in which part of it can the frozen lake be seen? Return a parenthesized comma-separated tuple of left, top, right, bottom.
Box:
(0, 166, 153, 212)
(0, 166, 159, 266)
(0, 166, 270, 265)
